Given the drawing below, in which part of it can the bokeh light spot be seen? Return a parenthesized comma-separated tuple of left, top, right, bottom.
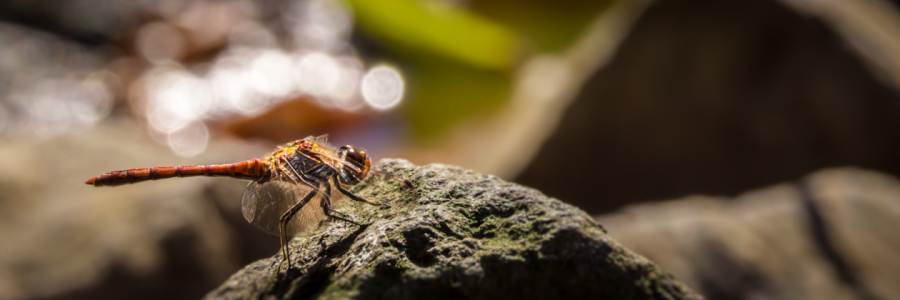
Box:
(167, 121, 209, 157)
(249, 50, 295, 98)
(330, 57, 365, 111)
(295, 52, 340, 97)
(361, 66, 404, 110)
(143, 68, 213, 133)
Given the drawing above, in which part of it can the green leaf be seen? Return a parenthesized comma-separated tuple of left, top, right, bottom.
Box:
(347, 0, 521, 70)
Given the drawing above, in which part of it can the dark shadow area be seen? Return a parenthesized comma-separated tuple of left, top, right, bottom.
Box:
(277, 224, 368, 299)
(516, 0, 900, 214)
(695, 239, 771, 300)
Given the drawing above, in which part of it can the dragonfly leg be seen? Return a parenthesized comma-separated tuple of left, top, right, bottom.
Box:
(333, 175, 379, 206)
(328, 209, 354, 220)
(322, 207, 357, 225)
(321, 182, 359, 225)
(277, 188, 318, 270)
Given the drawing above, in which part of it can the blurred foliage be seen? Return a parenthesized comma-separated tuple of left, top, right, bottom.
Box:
(347, 0, 520, 69)
(346, 0, 517, 138)
(470, 0, 616, 52)
(404, 55, 511, 138)
(346, 0, 615, 139)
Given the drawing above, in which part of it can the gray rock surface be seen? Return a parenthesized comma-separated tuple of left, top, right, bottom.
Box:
(598, 168, 900, 300)
(207, 159, 703, 299)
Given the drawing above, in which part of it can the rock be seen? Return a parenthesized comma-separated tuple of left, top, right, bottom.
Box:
(805, 169, 900, 300)
(206, 159, 702, 299)
(597, 168, 900, 300)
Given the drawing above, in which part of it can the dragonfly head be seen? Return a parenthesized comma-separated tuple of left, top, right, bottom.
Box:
(337, 145, 370, 185)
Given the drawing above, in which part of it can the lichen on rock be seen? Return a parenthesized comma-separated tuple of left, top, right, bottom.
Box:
(206, 159, 702, 299)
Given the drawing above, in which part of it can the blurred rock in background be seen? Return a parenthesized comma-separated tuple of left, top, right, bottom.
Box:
(597, 168, 900, 300)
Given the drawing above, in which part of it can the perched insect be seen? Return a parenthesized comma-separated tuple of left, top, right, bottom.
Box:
(85, 134, 398, 269)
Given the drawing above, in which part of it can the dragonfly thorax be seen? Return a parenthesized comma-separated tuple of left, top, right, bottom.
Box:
(288, 151, 335, 181)
(281, 142, 370, 187)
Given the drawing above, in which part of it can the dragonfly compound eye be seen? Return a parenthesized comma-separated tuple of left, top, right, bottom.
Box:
(338, 145, 370, 185)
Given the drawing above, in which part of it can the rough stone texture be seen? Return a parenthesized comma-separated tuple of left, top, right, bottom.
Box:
(206, 159, 703, 300)
(598, 168, 900, 300)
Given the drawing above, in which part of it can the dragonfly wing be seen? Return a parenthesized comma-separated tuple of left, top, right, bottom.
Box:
(283, 182, 331, 237)
(241, 180, 330, 237)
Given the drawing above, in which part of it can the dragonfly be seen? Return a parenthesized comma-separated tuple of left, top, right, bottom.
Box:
(85, 134, 399, 269)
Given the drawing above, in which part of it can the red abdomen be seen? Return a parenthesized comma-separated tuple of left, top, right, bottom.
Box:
(85, 159, 270, 186)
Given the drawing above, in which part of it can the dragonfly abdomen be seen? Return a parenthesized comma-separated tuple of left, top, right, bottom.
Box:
(85, 159, 270, 186)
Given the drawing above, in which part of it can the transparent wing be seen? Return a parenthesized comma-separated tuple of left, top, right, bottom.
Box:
(310, 134, 333, 149)
(241, 180, 330, 237)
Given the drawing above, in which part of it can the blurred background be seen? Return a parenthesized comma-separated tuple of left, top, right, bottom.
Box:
(0, 0, 899, 299)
